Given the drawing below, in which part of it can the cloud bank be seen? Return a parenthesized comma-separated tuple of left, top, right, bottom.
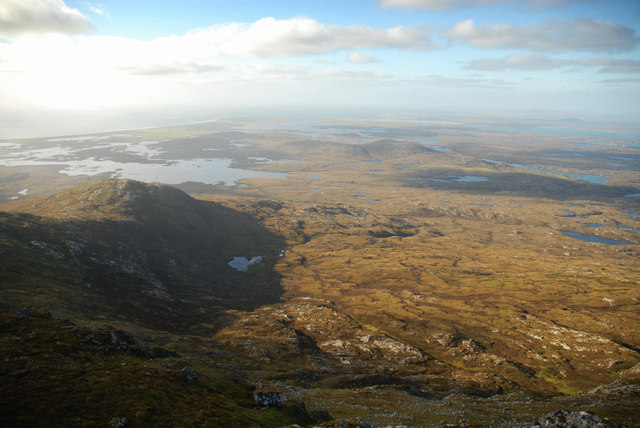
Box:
(0, 16, 428, 78)
(465, 54, 640, 73)
(0, 0, 638, 131)
(447, 18, 639, 53)
(348, 52, 379, 63)
(0, 0, 91, 37)
(198, 17, 430, 58)
(380, 0, 594, 10)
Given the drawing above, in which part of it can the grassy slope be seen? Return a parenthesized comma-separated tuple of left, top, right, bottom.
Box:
(0, 311, 305, 427)
(0, 181, 317, 427)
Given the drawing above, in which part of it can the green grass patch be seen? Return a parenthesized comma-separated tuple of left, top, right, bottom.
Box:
(536, 371, 582, 396)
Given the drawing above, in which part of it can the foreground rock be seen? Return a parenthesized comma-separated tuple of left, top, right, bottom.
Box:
(534, 410, 625, 428)
(253, 391, 285, 407)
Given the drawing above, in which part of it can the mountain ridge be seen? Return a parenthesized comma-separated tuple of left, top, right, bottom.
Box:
(0, 179, 286, 331)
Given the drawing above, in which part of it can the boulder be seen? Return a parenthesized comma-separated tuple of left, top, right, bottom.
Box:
(182, 366, 198, 384)
(253, 391, 284, 408)
(534, 410, 624, 427)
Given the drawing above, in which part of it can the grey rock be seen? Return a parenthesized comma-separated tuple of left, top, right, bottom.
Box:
(253, 391, 284, 408)
(311, 419, 370, 428)
(183, 366, 198, 383)
(109, 416, 128, 427)
(109, 330, 137, 351)
(534, 410, 625, 428)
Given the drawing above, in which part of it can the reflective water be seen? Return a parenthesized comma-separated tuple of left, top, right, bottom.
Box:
(560, 209, 588, 219)
(618, 224, 640, 232)
(562, 231, 634, 245)
(452, 176, 489, 183)
(475, 124, 640, 141)
(355, 195, 379, 203)
(483, 159, 610, 184)
(228, 256, 263, 272)
(240, 121, 437, 140)
(0, 137, 288, 186)
(424, 145, 451, 153)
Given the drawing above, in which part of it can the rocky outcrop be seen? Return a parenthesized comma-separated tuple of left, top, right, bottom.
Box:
(533, 410, 625, 428)
(253, 391, 284, 407)
(182, 366, 198, 384)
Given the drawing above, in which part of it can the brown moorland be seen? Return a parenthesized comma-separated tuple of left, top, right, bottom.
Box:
(0, 117, 638, 426)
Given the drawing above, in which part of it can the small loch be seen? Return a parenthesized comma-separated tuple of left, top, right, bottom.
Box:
(228, 256, 263, 272)
(562, 231, 634, 245)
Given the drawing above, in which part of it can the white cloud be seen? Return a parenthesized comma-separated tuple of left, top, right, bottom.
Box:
(84, 3, 105, 15)
(600, 77, 640, 85)
(380, 0, 593, 10)
(465, 54, 640, 73)
(0, 16, 428, 111)
(381, 0, 462, 9)
(465, 54, 572, 70)
(0, 16, 427, 77)
(316, 69, 390, 80)
(119, 61, 228, 76)
(581, 58, 640, 74)
(206, 17, 429, 57)
(416, 74, 514, 87)
(0, 10, 637, 126)
(0, 0, 91, 37)
(348, 52, 378, 63)
(447, 18, 639, 53)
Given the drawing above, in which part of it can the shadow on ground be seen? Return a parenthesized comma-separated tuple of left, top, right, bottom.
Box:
(0, 180, 287, 333)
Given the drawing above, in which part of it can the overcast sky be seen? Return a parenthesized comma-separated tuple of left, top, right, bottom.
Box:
(1, 0, 639, 136)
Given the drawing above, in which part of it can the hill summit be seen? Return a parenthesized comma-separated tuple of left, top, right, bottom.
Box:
(8, 179, 206, 223)
(1, 179, 285, 330)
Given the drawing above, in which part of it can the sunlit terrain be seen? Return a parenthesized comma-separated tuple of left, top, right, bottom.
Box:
(1, 116, 639, 426)
(2, 0, 640, 426)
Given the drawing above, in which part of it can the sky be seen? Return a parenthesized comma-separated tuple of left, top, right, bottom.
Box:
(1, 0, 639, 137)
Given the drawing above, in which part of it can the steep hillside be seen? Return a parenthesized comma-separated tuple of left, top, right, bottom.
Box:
(0, 179, 285, 331)
(0, 180, 326, 426)
(0, 310, 317, 427)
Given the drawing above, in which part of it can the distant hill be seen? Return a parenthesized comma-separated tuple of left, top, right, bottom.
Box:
(361, 139, 429, 157)
(557, 117, 584, 123)
(279, 140, 370, 157)
(277, 138, 429, 160)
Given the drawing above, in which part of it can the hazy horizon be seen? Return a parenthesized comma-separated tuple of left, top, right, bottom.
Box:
(1, 0, 639, 138)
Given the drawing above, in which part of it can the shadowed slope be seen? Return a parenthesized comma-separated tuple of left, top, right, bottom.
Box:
(0, 179, 286, 331)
